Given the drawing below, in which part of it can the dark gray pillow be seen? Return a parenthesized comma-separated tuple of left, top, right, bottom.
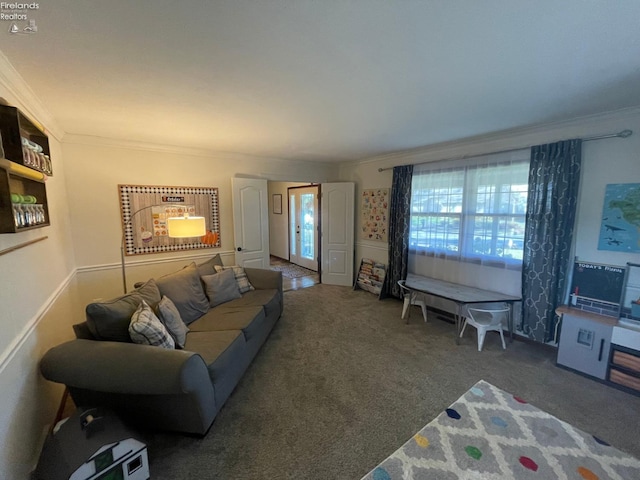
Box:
(86, 293, 143, 342)
(155, 295, 189, 348)
(202, 269, 242, 307)
(85, 278, 162, 342)
(196, 253, 224, 277)
(155, 262, 210, 324)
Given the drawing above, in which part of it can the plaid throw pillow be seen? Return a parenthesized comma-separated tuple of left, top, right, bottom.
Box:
(214, 265, 255, 294)
(129, 300, 175, 349)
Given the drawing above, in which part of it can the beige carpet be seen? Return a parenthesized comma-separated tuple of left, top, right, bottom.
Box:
(141, 284, 640, 479)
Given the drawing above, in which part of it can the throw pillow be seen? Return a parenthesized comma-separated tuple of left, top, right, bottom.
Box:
(86, 293, 144, 342)
(129, 300, 175, 349)
(202, 269, 242, 307)
(156, 295, 189, 348)
(196, 253, 224, 277)
(214, 265, 255, 294)
(132, 278, 162, 305)
(155, 262, 210, 324)
(85, 278, 162, 342)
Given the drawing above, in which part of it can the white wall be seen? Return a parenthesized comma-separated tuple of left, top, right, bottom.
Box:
(0, 68, 78, 477)
(267, 181, 308, 259)
(62, 139, 336, 304)
(339, 107, 640, 304)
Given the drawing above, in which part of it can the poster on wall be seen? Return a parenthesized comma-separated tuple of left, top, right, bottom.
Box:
(597, 183, 640, 253)
(119, 184, 221, 256)
(360, 188, 389, 242)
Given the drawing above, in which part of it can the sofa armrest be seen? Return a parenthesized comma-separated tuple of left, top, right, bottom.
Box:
(40, 339, 211, 396)
(245, 268, 283, 293)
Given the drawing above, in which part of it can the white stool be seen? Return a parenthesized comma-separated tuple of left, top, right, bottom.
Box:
(398, 280, 428, 323)
(460, 305, 509, 351)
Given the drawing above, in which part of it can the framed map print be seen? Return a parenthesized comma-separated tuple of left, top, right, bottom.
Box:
(598, 183, 640, 253)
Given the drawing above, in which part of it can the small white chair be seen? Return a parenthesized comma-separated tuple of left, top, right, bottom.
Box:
(460, 305, 510, 351)
(398, 280, 428, 323)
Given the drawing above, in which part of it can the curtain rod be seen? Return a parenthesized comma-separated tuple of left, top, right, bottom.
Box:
(377, 129, 633, 172)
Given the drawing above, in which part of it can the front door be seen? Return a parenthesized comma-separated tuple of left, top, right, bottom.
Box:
(289, 186, 319, 271)
(231, 177, 270, 268)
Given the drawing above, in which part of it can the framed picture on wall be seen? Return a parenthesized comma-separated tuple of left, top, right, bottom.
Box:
(119, 184, 221, 256)
(598, 183, 640, 253)
(273, 194, 282, 214)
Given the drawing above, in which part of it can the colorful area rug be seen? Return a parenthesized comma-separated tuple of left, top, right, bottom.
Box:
(269, 263, 316, 279)
(362, 380, 640, 480)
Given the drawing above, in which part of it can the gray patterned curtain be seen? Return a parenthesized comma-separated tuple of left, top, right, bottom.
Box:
(383, 165, 413, 299)
(521, 140, 582, 342)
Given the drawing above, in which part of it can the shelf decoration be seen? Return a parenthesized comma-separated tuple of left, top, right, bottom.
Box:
(360, 188, 389, 242)
(119, 184, 220, 256)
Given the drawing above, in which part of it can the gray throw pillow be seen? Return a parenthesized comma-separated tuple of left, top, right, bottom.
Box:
(133, 278, 162, 305)
(155, 262, 210, 324)
(196, 253, 224, 277)
(129, 300, 175, 349)
(86, 293, 143, 342)
(202, 269, 242, 307)
(156, 295, 189, 348)
(85, 279, 162, 342)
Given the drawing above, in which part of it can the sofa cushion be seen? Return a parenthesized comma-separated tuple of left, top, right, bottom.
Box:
(224, 289, 281, 318)
(155, 295, 189, 348)
(189, 306, 266, 341)
(156, 262, 210, 325)
(85, 280, 161, 342)
(202, 269, 242, 307)
(184, 330, 247, 406)
(214, 265, 255, 293)
(129, 300, 175, 349)
(196, 253, 224, 277)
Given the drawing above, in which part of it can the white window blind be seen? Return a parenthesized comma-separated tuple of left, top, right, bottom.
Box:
(409, 150, 529, 269)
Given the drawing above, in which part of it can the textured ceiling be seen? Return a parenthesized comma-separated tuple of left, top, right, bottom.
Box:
(2, 0, 640, 162)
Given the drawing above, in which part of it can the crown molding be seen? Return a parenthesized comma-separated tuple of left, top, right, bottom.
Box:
(62, 133, 335, 169)
(0, 50, 64, 142)
(347, 105, 640, 169)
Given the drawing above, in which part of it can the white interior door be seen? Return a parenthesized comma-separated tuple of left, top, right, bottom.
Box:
(232, 177, 269, 268)
(289, 186, 319, 271)
(321, 182, 355, 286)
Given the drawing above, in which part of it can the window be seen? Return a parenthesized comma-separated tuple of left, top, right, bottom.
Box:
(409, 154, 529, 268)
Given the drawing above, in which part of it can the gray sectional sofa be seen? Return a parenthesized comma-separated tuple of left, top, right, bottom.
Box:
(40, 255, 283, 435)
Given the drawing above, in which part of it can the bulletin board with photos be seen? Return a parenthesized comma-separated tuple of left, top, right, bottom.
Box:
(119, 184, 221, 256)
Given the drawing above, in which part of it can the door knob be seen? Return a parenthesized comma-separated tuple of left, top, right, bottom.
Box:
(237, 247, 242, 251)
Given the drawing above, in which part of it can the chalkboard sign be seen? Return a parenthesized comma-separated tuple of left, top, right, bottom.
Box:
(570, 261, 625, 304)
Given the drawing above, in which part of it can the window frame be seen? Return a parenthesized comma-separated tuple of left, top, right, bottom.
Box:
(409, 158, 529, 270)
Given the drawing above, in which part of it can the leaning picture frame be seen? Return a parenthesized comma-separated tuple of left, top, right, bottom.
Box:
(273, 194, 282, 214)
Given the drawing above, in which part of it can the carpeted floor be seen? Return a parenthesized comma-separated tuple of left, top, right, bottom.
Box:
(141, 284, 640, 479)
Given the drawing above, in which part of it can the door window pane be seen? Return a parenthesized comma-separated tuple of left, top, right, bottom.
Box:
(301, 193, 315, 260)
(290, 194, 296, 256)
